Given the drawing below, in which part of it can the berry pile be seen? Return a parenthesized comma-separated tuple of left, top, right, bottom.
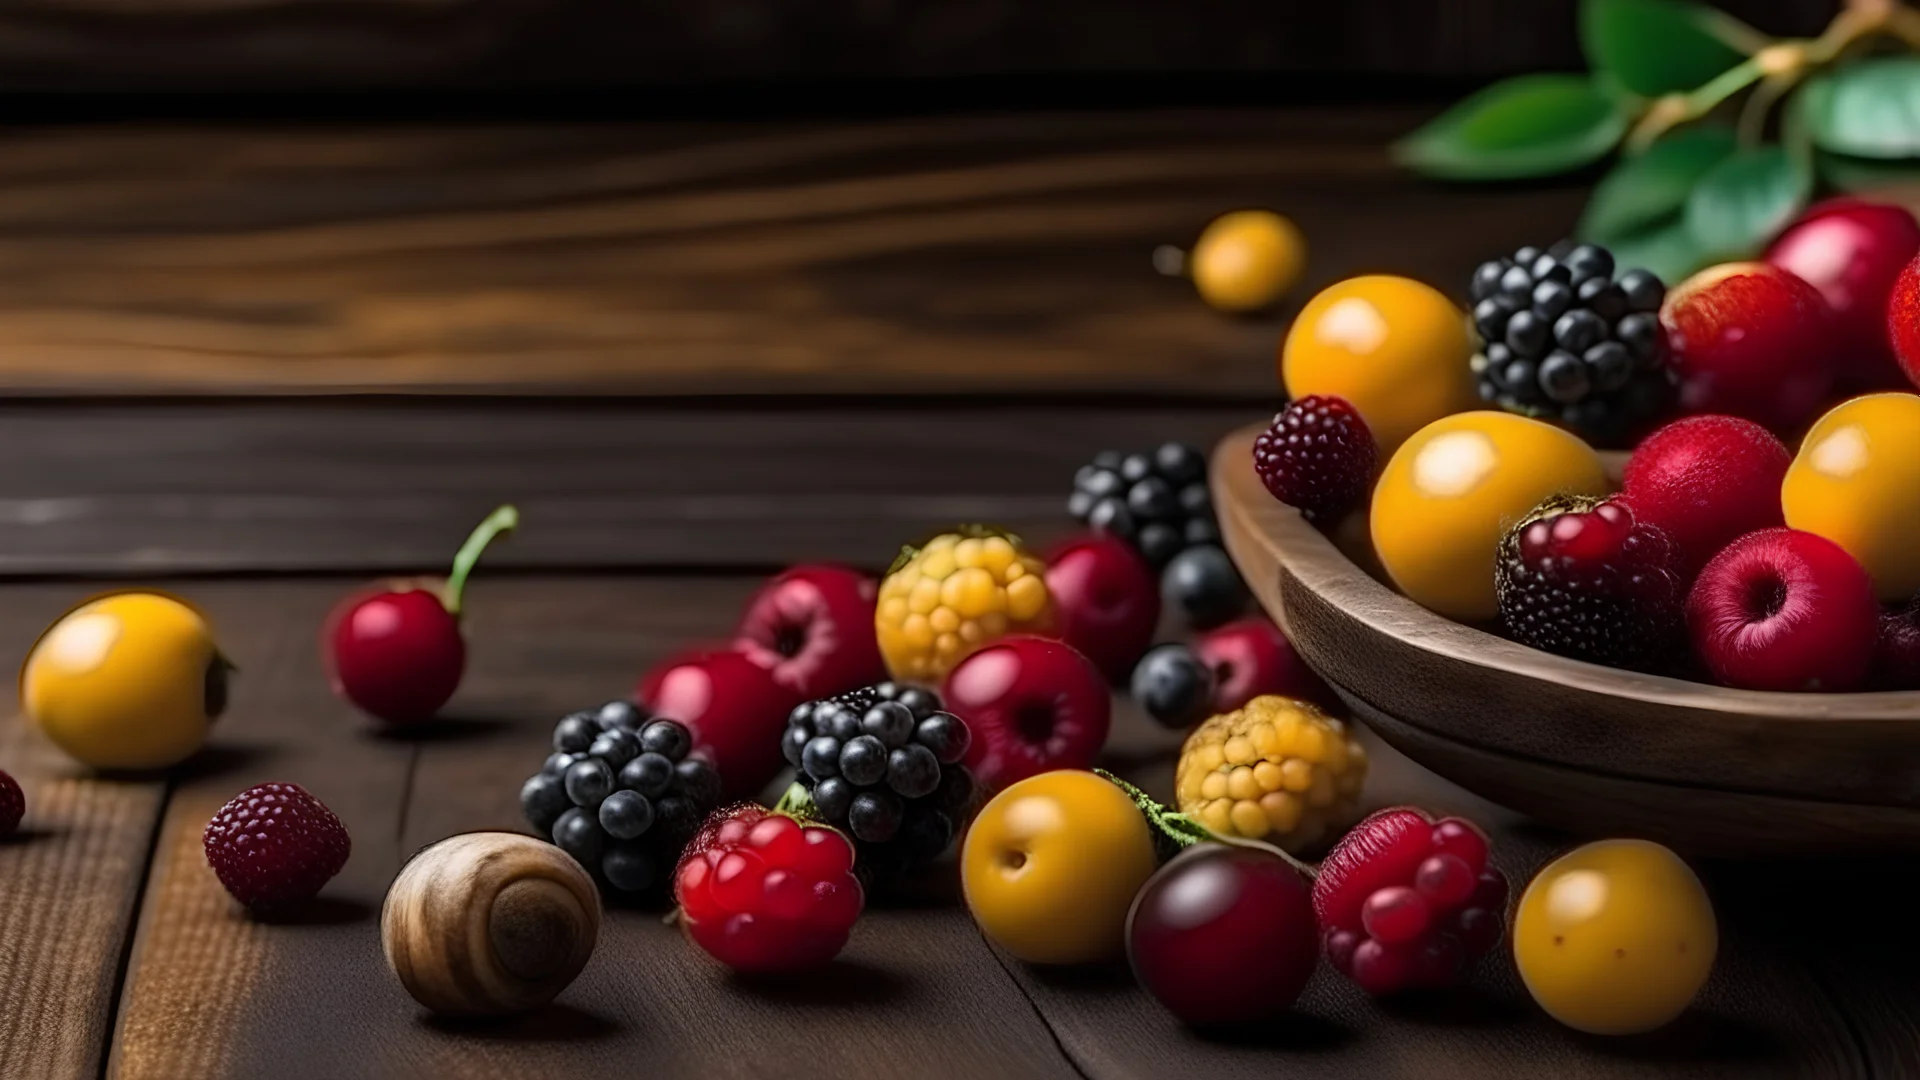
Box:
(1496, 495, 1685, 673)
(675, 804, 864, 973)
(1314, 808, 1508, 995)
(783, 682, 975, 874)
(1470, 242, 1674, 446)
(521, 700, 724, 895)
(1252, 395, 1377, 522)
(1069, 443, 1248, 629)
(203, 782, 352, 911)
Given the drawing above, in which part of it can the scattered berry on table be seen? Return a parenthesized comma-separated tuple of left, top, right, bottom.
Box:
(783, 682, 975, 875)
(875, 529, 1053, 684)
(1161, 545, 1249, 629)
(1875, 592, 1920, 690)
(0, 769, 23, 838)
(1176, 695, 1366, 855)
(1468, 242, 1675, 447)
(522, 700, 723, 895)
(1130, 644, 1216, 729)
(203, 782, 352, 911)
(1252, 395, 1377, 522)
(1070, 442, 1219, 567)
(675, 804, 864, 973)
(1313, 807, 1508, 995)
(1496, 495, 1685, 672)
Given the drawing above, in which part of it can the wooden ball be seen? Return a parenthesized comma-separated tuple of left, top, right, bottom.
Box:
(382, 831, 600, 1016)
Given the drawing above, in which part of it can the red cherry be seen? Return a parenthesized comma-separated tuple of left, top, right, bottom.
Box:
(639, 648, 800, 800)
(1765, 198, 1920, 392)
(732, 565, 885, 700)
(1686, 528, 1880, 692)
(1662, 262, 1835, 433)
(1191, 616, 1338, 714)
(1044, 534, 1161, 682)
(324, 505, 516, 726)
(945, 635, 1110, 793)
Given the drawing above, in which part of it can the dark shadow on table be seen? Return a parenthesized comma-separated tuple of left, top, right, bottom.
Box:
(103, 741, 272, 784)
(1572, 1009, 1780, 1063)
(728, 959, 913, 1008)
(1379, 984, 1528, 1028)
(425, 1003, 621, 1042)
(1190, 1011, 1356, 1051)
(252, 896, 376, 927)
(0, 826, 56, 847)
(369, 715, 516, 744)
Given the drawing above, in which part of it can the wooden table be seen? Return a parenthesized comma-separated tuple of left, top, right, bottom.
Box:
(0, 108, 1912, 1080)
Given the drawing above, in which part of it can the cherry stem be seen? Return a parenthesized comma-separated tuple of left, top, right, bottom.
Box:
(1095, 768, 1320, 879)
(443, 504, 519, 618)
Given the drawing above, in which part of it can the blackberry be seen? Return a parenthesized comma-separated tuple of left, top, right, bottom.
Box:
(1070, 441, 1247, 624)
(1495, 495, 1685, 673)
(1469, 242, 1676, 447)
(784, 682, 975, 873)
(1251, 395, 1377, 521)
(522, 700, 722, 895)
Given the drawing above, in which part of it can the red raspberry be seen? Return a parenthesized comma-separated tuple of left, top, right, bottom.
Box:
(1252, 395, 1377, 522)
(1874, 592, 1920, 690)
(1496, 495, 1684, 673)
(0, 769, 23, 838)
(675, 804, 864, 973)
(1313, 807, 1507, 995)
(202, 782, 351, 911)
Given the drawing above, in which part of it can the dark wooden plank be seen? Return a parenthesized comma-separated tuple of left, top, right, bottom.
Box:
(0, 400, 1253, 573)
(107, 577, 1080, 1080)
(0, 112, 1591, 395)
(0, 585, 169, 1080)
(0, 0, 1833, 91)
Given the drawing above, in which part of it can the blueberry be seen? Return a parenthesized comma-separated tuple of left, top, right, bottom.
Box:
(620, 752, 675, 799)
(1160, 545, 1248, 629)
(600, 842, 656, 893)
(1472, 297, 1511, 343)
(542, 751, 580, 777)
(597, 789, 655, 840)
(1530, 252, 1571, 284)
(1577, 278, 1629, 321)
(1539, 351, 1592, 404)
(934, 766, 976, 813)
(839, 735, 889, 786)
(1067, 490, 1094, 519)
(587, 730, 640, 769)
(1618, 268, 1665, 312)
(653, 795, 700, 843)
(1184, 518, 1221, 546)
(861, 702, 915, 749)
(1470, 259, 1508, 301)
(639, 720, 693, 761)
(781, 724, 812, 768)
(1178, 483, 1212, 516)
(1504, 309, 1549, 358)
(595, 700, 648, 731)
(915, 711, 972, 764)
(1586, 342, 1634, 392)
(553, 715, 598, 753)
(1531, 279, 1573, 320)
(1131, 644, 1215, 729)
(1553, 309, 1606, 354)
(1137, 523, 1183, 568)
(1119, 453, 1153, 483)
(895, 687, 942, 718)
(564, 758, 615, 808)
(521, 773, 570, 833)
(887, 744, 942, 799)
(1088, 498, 1136, 541)
(673, 759, 723, 805)
(813, 776, 855, 824)
(1616, 312, 1662, 361)
(1077, 467, 1124, 499)
(803, 735, 844, 781)
(552, 807, 605, 865)
(1092, 450, 1124, 471)
(849, 790, 904, 843)
(1499, 264, 1535, 301)
(1153, 442, 1206, 484)
(1127, 476, 1176, 520)
(787, 702, 818, 732)
(1564, 244, 1614, 283)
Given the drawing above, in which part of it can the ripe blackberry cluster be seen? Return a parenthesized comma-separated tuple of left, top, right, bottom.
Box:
(521, 699, 724, 896)
(1469, 242, 1675, 447)
(1495, 495, 1685, 673)
(1069, 442, 1218, 568)
(782, 682, 976, 874)
(1251, 395, 1377, 522)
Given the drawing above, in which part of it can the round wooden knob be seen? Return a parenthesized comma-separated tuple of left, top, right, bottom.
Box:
(382, 831, 600, 1016)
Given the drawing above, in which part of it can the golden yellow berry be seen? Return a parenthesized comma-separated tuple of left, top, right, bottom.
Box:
(1175, 695, 1367, 854)
(877, 529, 1053, 683)
(1188, 209, 1307, 313)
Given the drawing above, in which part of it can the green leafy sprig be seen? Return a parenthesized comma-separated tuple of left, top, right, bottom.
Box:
(1397, 0, 1920, 282)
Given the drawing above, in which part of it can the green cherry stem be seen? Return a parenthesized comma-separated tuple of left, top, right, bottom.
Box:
(1095, 768, 1319, 879)
(443, 504, 519, 619)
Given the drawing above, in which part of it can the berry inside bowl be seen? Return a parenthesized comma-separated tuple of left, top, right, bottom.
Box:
(1211, 424, 1920, 858)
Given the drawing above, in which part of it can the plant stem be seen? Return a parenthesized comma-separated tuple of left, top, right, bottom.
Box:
(443, 504, 518, 618)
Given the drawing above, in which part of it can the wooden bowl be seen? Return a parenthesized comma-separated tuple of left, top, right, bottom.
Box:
(1212, 422, 1920, 858)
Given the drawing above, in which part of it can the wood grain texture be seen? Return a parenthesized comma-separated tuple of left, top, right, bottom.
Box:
(1212, 422, 1920, 855)
(0, 112, 1589, 395)
(0, 586, 169, 1080)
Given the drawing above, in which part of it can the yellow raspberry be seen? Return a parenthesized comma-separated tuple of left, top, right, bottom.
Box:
(876, 527, 1053, 682)
(1175, 695, 1367, 854)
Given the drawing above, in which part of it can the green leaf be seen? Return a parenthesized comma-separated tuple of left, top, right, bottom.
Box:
(1683, 145, 1811, 262)
(1802, 58, 1920, 160)
(1608, 217, 1710, 285)
(1581, 0, 1752, 98)
(1579, 126, 1738, 242)
(1395, 75, 1628, 180)
(1818, 151, 1920, 194)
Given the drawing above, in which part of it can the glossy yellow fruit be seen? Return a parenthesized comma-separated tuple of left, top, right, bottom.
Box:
(1782, 392, 1920, 602)
(1372, 412, 1610, 620)
(22, 592, 227, 770)
(1175, 695, 1367, 854)
(1281, 275, 1479, 454)
(876, 530, 1052, 683)
(1189, 210, 1306, 312)
(1514, 839, 1717, 1036)
(962, 770, 1158, 965)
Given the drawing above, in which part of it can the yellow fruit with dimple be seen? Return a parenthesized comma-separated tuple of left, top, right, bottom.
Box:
(22, 592, 229, 770)
(877, 529, 1053, 683)
(1514, 839, 1717, 1036)
(1782, 392, 1920, 602)
(1188, 210, 1307, 312)
(1372, 411, 1610, 621)
(1281, 275, 1480, 454)
(1174, 695, 1367, 854)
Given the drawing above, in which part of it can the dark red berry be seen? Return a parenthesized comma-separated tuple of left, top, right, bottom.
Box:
(1874, 593, 1920, 690)
(202, 782, 351, 911)
(1496, 494, 1684, 672)
(1252, 395, 1377, 521)
(675, 804, 863, 973)
(0, 770, 24, 837)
